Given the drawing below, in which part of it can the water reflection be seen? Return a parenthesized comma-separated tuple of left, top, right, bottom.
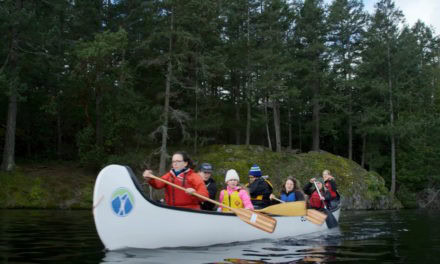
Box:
(101, 231, 343, 264)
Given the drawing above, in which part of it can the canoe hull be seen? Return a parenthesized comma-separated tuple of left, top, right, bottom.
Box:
(93, 165, 340, 250)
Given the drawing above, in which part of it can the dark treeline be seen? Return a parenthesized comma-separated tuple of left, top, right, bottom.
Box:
(1, 0, 439, 198)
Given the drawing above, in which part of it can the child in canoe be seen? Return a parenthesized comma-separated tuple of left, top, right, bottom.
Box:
(218, 169, 254, 212)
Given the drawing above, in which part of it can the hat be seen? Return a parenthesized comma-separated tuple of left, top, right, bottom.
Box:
(199, 163, 213, 173)
(249, 164, 262, 177)
(225, 169, 239, 182)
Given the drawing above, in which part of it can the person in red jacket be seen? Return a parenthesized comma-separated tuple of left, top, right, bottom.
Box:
(143, 151, 209, 210)
(303, 178, 331, 210)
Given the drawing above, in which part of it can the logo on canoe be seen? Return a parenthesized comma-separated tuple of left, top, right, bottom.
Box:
(111, 188, 135, 217)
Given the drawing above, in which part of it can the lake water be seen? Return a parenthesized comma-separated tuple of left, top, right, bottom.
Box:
(1, 209, 439, 263)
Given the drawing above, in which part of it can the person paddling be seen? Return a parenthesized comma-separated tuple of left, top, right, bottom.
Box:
(303, 178, 331, 210)
(218, 169, 254, 212)
(270, 177, 305, 203)
(143, 151, 209, 210)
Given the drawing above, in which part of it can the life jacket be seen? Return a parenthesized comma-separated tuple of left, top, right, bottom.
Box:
(281, 191, 296, 202)
(309, 190, 324, 209)
(325, 180, 337, 199)
(221, 189, 244, 212)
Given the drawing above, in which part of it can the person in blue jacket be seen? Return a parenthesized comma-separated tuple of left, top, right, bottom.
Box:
(270, 176, 305, 202)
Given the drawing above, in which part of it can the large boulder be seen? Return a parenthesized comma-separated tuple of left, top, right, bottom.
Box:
(193, 144, 402, 210)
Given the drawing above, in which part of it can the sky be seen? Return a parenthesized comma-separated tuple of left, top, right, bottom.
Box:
(325, 0, 440, 35)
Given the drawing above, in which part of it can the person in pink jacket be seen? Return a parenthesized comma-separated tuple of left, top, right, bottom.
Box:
(218, 169, 254, 212)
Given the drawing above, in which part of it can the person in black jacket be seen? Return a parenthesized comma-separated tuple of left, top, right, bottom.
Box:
(246, 164, 273, 209)
(198, 163, 217, 211)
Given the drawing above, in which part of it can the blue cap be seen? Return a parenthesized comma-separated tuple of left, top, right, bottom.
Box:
(199, 163, 213, 173)
(249, 164, 262, 177)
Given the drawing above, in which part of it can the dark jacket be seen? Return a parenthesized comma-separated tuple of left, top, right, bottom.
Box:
(201, 177, 217, 211)
(324, 179, 339, 200)
(247, 177, 273, 209)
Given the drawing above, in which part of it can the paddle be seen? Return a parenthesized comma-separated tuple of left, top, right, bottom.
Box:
(271, 197, 285, 203)
(256, 201, 326, 226)
(306, 209, 327, 225)
(147, 174, 277, 233)
(313, 181, 338, 228)
(256, 201, 307, 216)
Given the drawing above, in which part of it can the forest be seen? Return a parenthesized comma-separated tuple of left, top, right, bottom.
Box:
(1, 0, 439, 203)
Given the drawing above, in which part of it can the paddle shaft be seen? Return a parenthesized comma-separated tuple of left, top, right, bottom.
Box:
(271, 197, 285, 203)
(313, 181, 328, 209)
(147, 174, 235, 212)
(313, 181, 338, 228)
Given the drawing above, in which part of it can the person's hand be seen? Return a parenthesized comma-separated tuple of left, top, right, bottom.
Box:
(143, 170, 153, 180)
(185, 188, 196, 194)
(310, 178, 316, 183)
(269, 193, 276, 200)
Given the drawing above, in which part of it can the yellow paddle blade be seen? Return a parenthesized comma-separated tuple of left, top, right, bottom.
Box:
(232, 208, 277, 233)
(256, 201, 307, 216)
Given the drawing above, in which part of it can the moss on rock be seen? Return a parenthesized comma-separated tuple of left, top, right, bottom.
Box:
(193, 145, 401, 210)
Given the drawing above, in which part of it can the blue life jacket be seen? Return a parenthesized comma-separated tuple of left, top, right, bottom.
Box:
(281, 191, 296, 202)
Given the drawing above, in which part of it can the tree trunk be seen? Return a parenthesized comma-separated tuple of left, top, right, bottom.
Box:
(361, 134, 366, 168)
(298, 115, 302, 152)
(159, 8, 174, 175)
(235, 88, 241, 144)
(312, 84, 320, 151)
(387, 42, 396, 196)
(2, 92, 18, 172)
(264, 98, 272, 150)
(348, 99, 353, 160)
(273, 99, 281, 152)
(245, 100, 251, 145)
(95, 87, 103, 147)
(288, 107, 292, 150)
(194, 63, 199, 154)
(348, 74, 353, 160)
(245, 3, 251, 146)
(1, 0, 21, 172)
(57, 110, 62, 159)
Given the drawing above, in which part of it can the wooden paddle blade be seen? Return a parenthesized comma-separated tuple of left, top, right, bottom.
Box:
(306, 209, 327, 221)
(232, 208, 277, 233)
(257, 201, 307, 216)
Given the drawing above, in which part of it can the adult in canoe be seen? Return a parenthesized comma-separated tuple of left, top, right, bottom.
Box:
(303, 178, 331, 209)
(322, 169, 340, 209)
(143, 151, 209, 210)
(198, 162, 217, 211)
(270, 177, 305, 203)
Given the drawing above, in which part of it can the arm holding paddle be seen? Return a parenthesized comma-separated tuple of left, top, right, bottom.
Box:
(143, 170, 196, 194)
(313, 180, 338, 228)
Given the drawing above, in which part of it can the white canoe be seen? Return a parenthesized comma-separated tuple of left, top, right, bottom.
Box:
(93, 164, 341, 250)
